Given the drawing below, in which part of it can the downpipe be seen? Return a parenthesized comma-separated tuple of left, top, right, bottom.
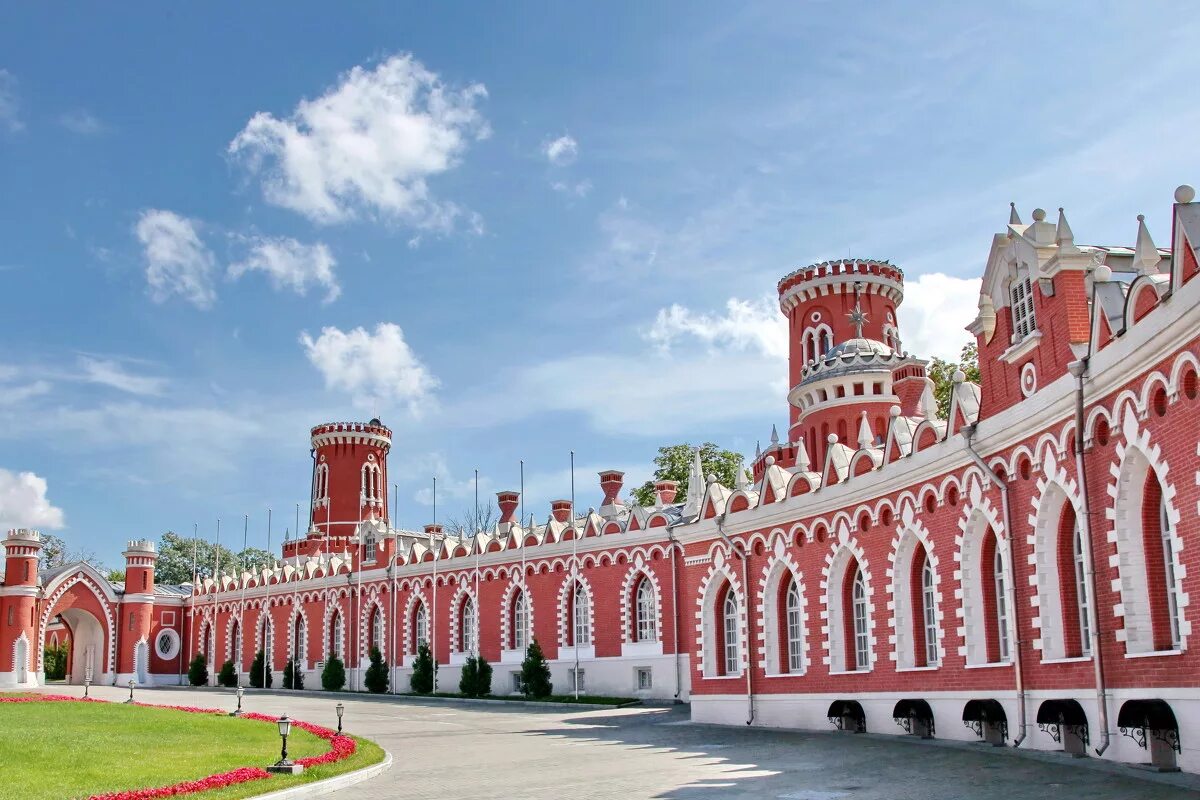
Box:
(716, 512, 754, 726)
(962, 423, 1027, 747)
(668, 529, 683, 703)
(1069, 358, 1112, 756)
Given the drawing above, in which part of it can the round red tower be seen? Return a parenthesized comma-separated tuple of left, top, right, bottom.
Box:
(766, 259, 924, 473)
(308, 419, 392, 547)
(1, 528, 44, 687)
(116, 539, 157, 685)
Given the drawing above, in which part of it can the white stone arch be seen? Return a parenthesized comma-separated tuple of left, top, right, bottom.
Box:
(448, 580, 478, 654)
(37, 568, 117, 674)
(12, 631, 31, 686)
(225, 614, 246, 670)
(288, 606, 311, 668)
(1027, 459, 1086, 660)
(954, 490, 1010, 665)
(133, 638, 150, 685)
(1168, 349, 1200, 399)
(402, 590, 429, 655)
(322, 597, 349, 662)
(757, 535, 808, 675)
(1106, 410, 1190, 654)
(620, 556, 662, 644)
(255, 607, 276, 665)
(499, 578, 534, 651)
(359, 594, 388, 661)
(556, 570, 595, 649)
(820, 525, 877, 672)
(694, 551, 747, 678)
(887, 508, 945, 669)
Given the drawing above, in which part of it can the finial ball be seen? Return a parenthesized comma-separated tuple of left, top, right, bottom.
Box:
(952, 369, 966, 383)
(1093, 264, 1113, 283)
(826, 433, 838, 444)
(1176, 185, 1196, 204)
(764, 455, 775, 467)
(1032, 208, 1046, 222)
(1137, 214, 1146, 222)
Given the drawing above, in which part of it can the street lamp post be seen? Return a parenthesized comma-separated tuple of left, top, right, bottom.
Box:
(231, 686, 244, 717)
(267, 715, 304, 775)
(125, 680, 136, 704)
(83, 678, 90, 699)
(335, 702, 345, 734)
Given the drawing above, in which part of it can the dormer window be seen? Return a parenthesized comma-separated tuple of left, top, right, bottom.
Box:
(802, 325, 834, 363)
(1009, 274, 1037, 342)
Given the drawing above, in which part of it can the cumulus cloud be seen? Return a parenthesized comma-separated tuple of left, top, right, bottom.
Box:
(299, 323, 439, 415)
(134, 209, 217, 308)
(78, 356, 168, 396)
(0, 469, 65, 531)
(59, 109, 104, 135)
(543, 134, 578, 166)
(229, 237, 340, 303)
(646, 296, 787, 360)
(228, 54, 489, 229)
(896, 272, 982, 362)
(552, 179, 592, 198)
(0, 70, 21, 132)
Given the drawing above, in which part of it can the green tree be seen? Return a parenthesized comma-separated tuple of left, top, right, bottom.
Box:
(364, 646, 389, 694)
(321, 653, 346, 691)
(106, 569, 126, 583)
(217, 660, 238, 687)
(459, 655, 493, 698)
(631, 443, 748, 506)
(928, 342, 981, 419)
(38, 534, 107, 573)
(249, 649, 272, 688)
(43, 644, 68, 681)
(153, 531, 276, 586)
(520, 638, 552, 699)
(283, 657, 304, 690)
(410, 642, 435, 694)
(187, 653, 209, 687)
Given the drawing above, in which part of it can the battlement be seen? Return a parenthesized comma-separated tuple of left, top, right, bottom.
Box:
(124, 539, 157, 554)
(310, 420, 393, 448)
(778, 259, 904, 311)
(5, 528, 41, 542)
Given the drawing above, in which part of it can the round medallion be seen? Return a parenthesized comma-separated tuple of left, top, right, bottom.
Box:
(1020, 362, 1038, 398)
(155, 629, 180, 660)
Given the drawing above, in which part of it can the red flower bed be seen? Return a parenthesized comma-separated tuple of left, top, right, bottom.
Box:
(1, 693, 357, 798)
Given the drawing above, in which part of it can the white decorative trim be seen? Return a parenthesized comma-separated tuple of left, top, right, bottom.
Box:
(36, 570, 117, 674)
(886, 506, 945, 669)
(448, 579, 478, 654)
(756, 532, 809, 675)
(1027, 459, 1086, 659)
(557, 569, 595, 650)
(499, 579, 533, 652)
(402, 590, 429, 656)
(954, 488, 1009, 665)
(619, 556, 662, 645)
(819, 522, 876, 672)
(694, 547, 747, 678)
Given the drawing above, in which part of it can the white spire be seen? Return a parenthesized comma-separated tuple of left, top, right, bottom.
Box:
(1056, 207, 1079, 254)
(769, 424, 779, 446)
(682, 447, 705, 517)
(1009, 202, 1021, 226)
(918, 381, 938, 422)
(734, 459, 749, 491)
(1133, 214, 1162, 274)
(857, 411, 873, 449)
(754, 440, 761, 459)
(796, 437, 811, 471)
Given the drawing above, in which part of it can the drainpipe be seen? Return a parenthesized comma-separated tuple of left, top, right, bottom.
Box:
(962, 422, 1027, 747)
(716, 511, 754, 725)
(667, 528, 682, 703)
(1069, 356, 1111, 755)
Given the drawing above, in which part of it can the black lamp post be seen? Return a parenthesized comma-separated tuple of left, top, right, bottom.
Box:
(83, 678, 90, 699)
(231, 686, 244, 717)
(125, 679, 136, 704)
(335, 702, 345, 733)
(275, 715, 293, 767)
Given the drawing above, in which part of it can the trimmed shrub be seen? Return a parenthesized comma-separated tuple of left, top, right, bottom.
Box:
(459, 655, 493, 697)
(217, 659, 238, 687)
(520, 638, 552, 698)
(410, 642, 434, 694)
(283, 657, 304, 690)
(248, 649, 273, 688)
(187, 653, 209, 687)
(364, 646, 389, 694)
(322, 653, 346, 692)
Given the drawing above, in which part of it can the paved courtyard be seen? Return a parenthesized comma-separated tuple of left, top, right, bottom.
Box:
(60, 686, 1200, 799)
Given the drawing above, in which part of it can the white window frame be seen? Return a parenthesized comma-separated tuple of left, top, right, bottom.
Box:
(1161, 498, 1182, 649)
(852, 570, 870, 670)
(1072, 523, 1092, 656)
(363, 532, 377, 563)
(331, 612, 344, 660)
(572, 583, 591, 646)
(414, 604, 428, 651)
(371, 608, 383, 654)
(461, 598, 477, 654)
(921, 555, 939, 666)
(994, 549, 1010, 662)
(785, 578, 804, 673)
(635, 578, 657, 643)
(722, 591, 740, 675)
(1009, 273, 1037, 342)
(513, 591, 528, 650)
(636, 667, 652, 691)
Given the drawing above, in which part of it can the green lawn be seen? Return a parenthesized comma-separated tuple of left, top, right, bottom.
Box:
(0, 699, 384, 800)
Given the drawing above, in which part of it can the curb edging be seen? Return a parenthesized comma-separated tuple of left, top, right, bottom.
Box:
(247, 749, 393, 800)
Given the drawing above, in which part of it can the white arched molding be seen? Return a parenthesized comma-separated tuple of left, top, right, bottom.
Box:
(954, 488, 1009, 665)
(1027, 460, 1086, 660)
(12, 631, 31, 685)
(887, 508, 945, 669)
(255, 607, 275, 665)
(225, 615, 244, 669)
(1106, 410, 1190, 654)
(620, 555, 662, 645)
(821, 524, 876, 673)
(288, 606, 312, 671)
(556, 569, 595, 651)
(36, 571, 117, 674)
(448, 579, 478, 655)
(499, 578, 534, 655)
(695, 549, 747, 678)
(321, 593, 350, 663)
(757, 534, 808, 676)
(358, 592, 387, 663)
(402, 590, 429, 658)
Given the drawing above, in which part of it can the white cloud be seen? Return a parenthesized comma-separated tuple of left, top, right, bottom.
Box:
(646, 296, 787, 360)
(229, 237, 340, 303)
(59, 109, 103, 135)
(0, 70, 21, 132)
(551, 179, 592, 197)
(895, 272, 982, 362)
(543, 134, 578, 166)
(134, 209, 217, 309)
(299, 323, 439, 415)
(228, 54, 489, 228)
(78, 356, 167, 396)
(0, 469, 65, 531)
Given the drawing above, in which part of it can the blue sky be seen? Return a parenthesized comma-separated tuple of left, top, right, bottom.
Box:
(1, 2, 1197, 566)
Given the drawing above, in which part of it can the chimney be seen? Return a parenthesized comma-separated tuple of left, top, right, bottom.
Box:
(423, 523, 444, 536)
(598, 470, 625, 518)
(655, 480, 678, 506)
(550, 499, 572, 523)
(496, 491, 520, 533)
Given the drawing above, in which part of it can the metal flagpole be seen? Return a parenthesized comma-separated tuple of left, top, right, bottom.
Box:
(571, 451, 580, 700)
(212, 518, 221, 685)
(238, 514, 248, 685)
(353, 489, 363, 691)
(431, 476, 438, 693)
(183, 522, 198, 686)
(391, 481, 398, 695)
(263, 509, 272, 690)
(519, 461, 526, 644)
(473, 469, 480, 658)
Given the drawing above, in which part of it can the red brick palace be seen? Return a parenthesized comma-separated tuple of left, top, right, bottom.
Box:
(4, 186, 1200, 772)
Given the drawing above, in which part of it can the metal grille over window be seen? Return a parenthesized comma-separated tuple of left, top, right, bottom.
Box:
(1010, 276, 1036, 341)
(722, 592, 739, 675)
(852, 569, 870, 670)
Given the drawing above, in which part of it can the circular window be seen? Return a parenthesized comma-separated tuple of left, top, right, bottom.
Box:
(858, 513, 872, 533)
(810, 311, 822, 323)
(1020, 362, 1038, 398)
(155, 629, 180, 660)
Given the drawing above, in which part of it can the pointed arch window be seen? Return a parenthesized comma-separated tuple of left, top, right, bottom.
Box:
(512, 591, 529, 650)
(852, 568, 870, 670)
(994, 548, 1011, 662)
(1142, 475, 1183, 651)
(635, 577, 657, 643)
(785, 577, 804, 672)
(460, 598, 477, 654)
(570, 583, 591, 646)
(413, 602, 428, 652)
(329, 611, 344, 660)
(1072, 522, 1092, 656)
(921, 553, 938, 666)
(722, 589, 740, 675)
(370, 607, 383, 653)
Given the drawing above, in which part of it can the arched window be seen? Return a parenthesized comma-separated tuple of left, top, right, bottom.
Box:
(370, 607, 383, 654)
(231, 619, 242, 668)
(413, 602, 428, 652)
(722, 588, 740, 675)
(329, 611, 344, 660)
(1073, 525, 1091, 655)
(1009, 271, 1037, 342)
(293, 614, 307, 664)
(785, 577, 803, 672)
(460, 598, 477, 654)
(635, 577, 657, 642)
(259, 614, 273, 663)
(512, 591, 529, 650)
(1053, 502, 1091, 658)
(1144, 475, 1182, 650)
(852, 568, 870, 670)
(571, 583, 591, 646)
(921, 556, 938, 666)
(994, 548, 1010, 662)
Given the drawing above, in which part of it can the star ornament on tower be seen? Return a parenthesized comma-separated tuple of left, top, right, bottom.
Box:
(848, 305, 869, 339)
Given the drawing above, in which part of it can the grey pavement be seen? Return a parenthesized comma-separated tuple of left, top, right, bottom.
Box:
(59, 686, 1200, 800)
